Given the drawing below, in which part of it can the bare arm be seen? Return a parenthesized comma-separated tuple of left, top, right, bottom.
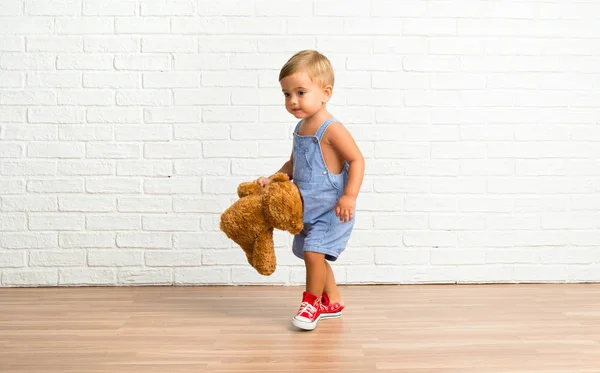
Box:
(327, 123, 364, 198)
(272, 152, 293, 180)
(326, 123, 364, 223)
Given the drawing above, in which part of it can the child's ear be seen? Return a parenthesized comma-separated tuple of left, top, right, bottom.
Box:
(322, 85, 332, 103)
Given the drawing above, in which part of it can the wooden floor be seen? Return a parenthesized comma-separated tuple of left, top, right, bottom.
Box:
(1, 284, 600, 373)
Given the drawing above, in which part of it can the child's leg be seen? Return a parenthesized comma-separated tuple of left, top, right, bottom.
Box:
(304, 252, 327, 299)
(323, 260, 344, 307)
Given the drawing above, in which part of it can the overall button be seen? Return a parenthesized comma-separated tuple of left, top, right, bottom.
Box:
(312, 138, 318, 144)
(322, 171, 327, 175)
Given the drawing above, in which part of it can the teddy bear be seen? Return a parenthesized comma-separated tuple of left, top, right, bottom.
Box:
(219, 173, 303, 276)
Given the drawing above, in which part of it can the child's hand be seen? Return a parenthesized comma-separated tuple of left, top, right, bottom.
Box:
(253, 176, 271, 187)
(335, 195, 356, 223)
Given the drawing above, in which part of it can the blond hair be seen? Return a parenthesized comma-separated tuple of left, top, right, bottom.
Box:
(279, 50, 334, 88)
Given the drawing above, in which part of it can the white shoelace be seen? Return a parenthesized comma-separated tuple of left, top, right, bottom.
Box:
(298, 301, 317, 318)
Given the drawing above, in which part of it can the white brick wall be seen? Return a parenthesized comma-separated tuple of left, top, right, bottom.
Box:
(2, 0, 600, 287)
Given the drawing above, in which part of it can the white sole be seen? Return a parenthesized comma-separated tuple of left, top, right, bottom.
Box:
(291, 315, 321, 331)
(320, 311, 342, 320)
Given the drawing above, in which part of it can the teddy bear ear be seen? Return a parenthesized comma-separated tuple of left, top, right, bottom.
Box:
(270, 172, 289, 183)
(237, 182, 262, 198)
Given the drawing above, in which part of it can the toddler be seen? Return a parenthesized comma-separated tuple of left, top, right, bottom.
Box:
(254, 50, 364, 331)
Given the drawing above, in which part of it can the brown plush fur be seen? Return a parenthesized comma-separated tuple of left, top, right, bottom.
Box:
(220, 173, 303, 276)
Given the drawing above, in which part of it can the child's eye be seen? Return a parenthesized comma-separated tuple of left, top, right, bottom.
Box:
(298, 91, 305, 96)
(283, 93, 290, 97)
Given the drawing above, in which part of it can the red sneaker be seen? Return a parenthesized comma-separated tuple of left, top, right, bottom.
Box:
(320, 292, 344, 319)
(291, 291, 322, 331)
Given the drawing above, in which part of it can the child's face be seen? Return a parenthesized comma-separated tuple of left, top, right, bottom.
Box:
(280, 71, 332, 119)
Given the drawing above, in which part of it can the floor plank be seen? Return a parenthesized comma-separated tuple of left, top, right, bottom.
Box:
(1, 284, 599, 372)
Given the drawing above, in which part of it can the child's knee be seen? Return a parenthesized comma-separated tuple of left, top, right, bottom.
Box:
(304, 251, 325, 266)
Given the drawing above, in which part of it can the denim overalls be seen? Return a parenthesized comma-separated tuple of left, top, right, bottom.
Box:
(292, 118, 355, 261)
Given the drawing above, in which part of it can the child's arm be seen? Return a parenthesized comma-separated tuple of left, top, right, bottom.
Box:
(327, 123, 364, 223)
(254, 152, 293, 187)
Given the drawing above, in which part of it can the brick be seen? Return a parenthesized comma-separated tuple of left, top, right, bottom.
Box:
(27, 142, 84, 158)
(86, 215, 140, 231)
(197, 0, 252, 15)
(0, 107, 25, 122)
(142, 36, 197, 53)
(27, 72, 81, 88)
(84, 36, 140, 52)
(118, 197, 171, 213)
(175, 267, 229, 285)
(58, 196, 115, 212)
(201, 249, 248, 266)
(27, 36, 82, 52)
(117, 232, 171, 249)
(25, 178, 81, 195)
(84, 72, 140, 88)
(28, 107, 85, 123)
(174, 124, 229, 140)
(59, 125, 112, 141)
(231, 266, 289, 285)
(87, 107, 141, 123)
(116, 90, 171, 106)
(25, 0, 80, 15)
(202, 71, 257, 87)
(58, 160, 115, 176)
(1, 90, 56, 105)
(0, 251, 26, 267)
(88, 250, 143, 267)
(174, 89, 230, 105)
(144, 107, 200, 123)
(83, 0, 136, 15)
(3, 269, 58, 286)
(0, 17, 54, 35)
(29, 250, 85, 267)
(59, 232, 114, 248)
(174, 160, 229, 176)
(118, 269, 173, 285)
(2, 161, 57, 176)
(0, 143, 22, 157)
(114, 54, 170, 71)
(115, 126, 171, 141)
(1, 232, 57, 249)
(203, 141, 258, 158)
(0, 72, 25, 87)
(2, 196, 57, 212)
(144, 142, 201, 159)
(344, 18, 401, 35)
(375, 248, 429, 265)
(115, 17, 169, 34)
(0, 37, 23, 51)
(0, 180, 25, 195)
(59, 268, 116, 285)
(116, 161, 172, 177)
(86, 143, 140, 159)
(141, 1, 195, 15)
(142, 215, 199, 231)
(146, 251, 201, 267)
(143, 178, 202, 194)
(56, 18, 114, 35)
(0, 1, 23, 15)
(174, 232, 230, 249)
(143, 73, 200, 88)
(172, 196, 232, 213)
(85, 178, 140, 193)
(405, 196, 457, 212)
(29, 214, 85, 231)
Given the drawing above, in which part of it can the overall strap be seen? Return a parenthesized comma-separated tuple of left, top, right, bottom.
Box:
(314, 118, 337, 141)
(293, 120, 303, 134)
